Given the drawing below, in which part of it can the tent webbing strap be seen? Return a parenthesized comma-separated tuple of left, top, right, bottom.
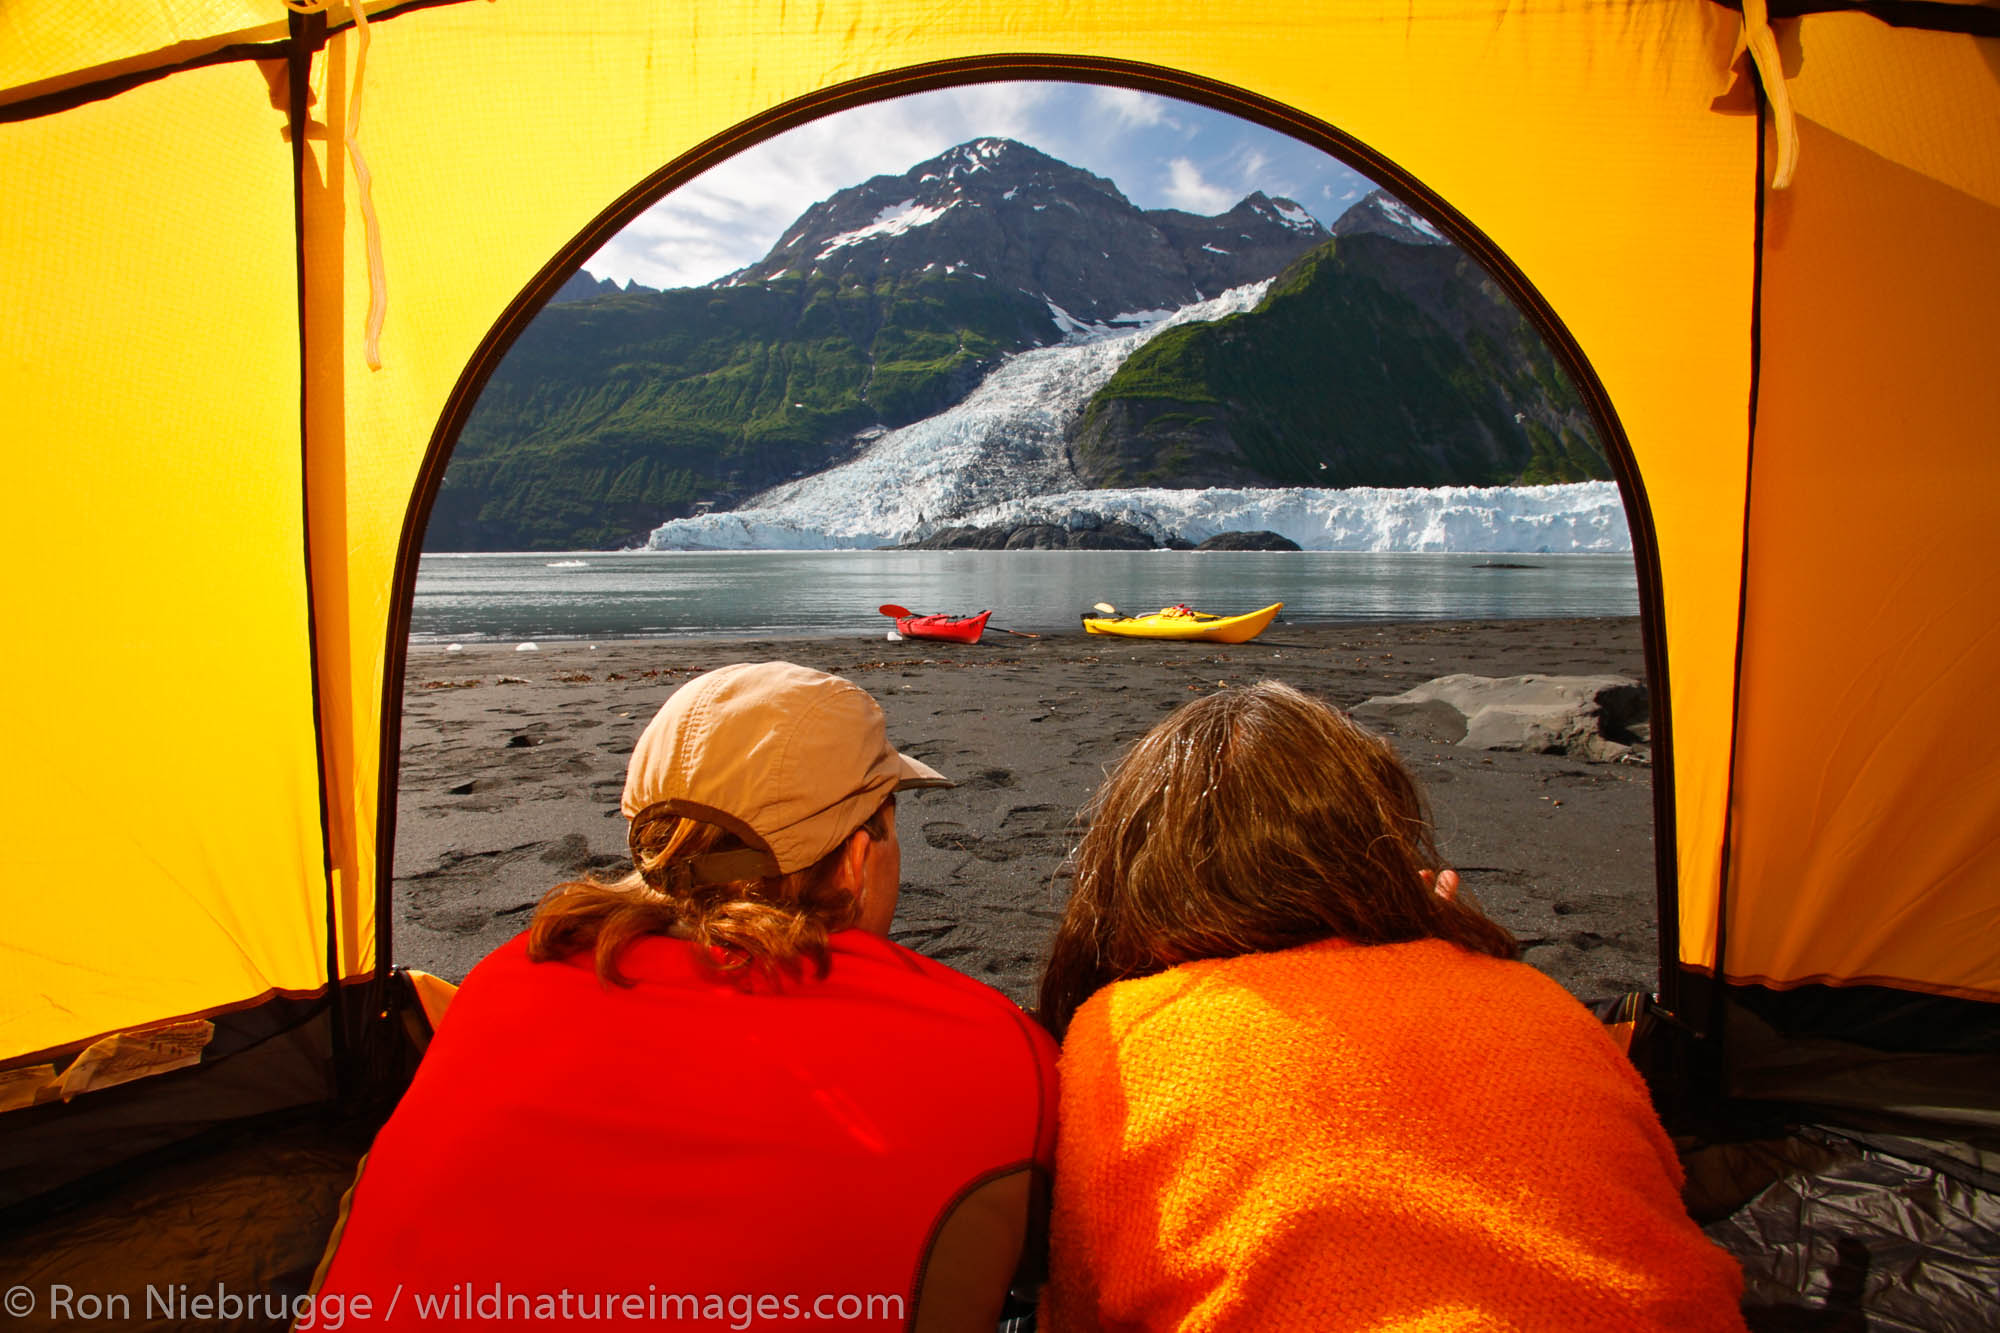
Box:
(0, 0, 473, 123)
(1714, 0, 2000, 36)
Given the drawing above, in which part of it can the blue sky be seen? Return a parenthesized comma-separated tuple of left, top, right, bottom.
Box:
(586, 82, 1379, 291)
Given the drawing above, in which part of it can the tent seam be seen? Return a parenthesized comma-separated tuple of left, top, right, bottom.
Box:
(1708, 91, 1771, 1048)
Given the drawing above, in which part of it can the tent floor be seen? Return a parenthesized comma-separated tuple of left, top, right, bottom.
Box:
(5, 1110, 1996, 1330)
(1691, 1125, 2000, 1332)
(0, 1110, 372, 1332)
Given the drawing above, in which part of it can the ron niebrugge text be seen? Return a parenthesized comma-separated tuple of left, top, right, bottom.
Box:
(10, 1282, 908, 1327)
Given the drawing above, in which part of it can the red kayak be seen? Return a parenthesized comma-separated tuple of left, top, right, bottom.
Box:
(893, 610, 991, 644)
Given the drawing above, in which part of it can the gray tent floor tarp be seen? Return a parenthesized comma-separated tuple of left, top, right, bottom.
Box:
(1692, 1126, 2000, 1332)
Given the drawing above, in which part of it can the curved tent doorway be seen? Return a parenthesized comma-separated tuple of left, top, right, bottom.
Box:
(382, 70, 1648, 1008)
(4, 2, 1995, 1321)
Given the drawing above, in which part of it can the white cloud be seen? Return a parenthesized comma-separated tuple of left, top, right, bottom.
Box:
(1162, 157, 1238, 214)
(587, 85, 1059, 289)
(1090, 86, 1180, 130)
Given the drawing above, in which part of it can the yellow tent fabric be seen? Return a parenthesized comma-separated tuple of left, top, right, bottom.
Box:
(1727, 14, 2000, 1002)
(1, 0, 1994, 1117)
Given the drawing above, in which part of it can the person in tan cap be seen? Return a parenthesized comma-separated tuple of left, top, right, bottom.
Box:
(310, 662, 1057, 1330)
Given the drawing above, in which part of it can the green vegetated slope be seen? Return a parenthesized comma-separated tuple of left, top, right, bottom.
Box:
(426, 270, 1052, 550)
(1068, 234, 1610, 490)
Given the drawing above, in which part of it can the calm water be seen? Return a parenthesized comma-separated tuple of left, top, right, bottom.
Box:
(410, 550, 1638, 642)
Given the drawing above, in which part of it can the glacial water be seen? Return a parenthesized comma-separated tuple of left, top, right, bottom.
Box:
(409, 549, 1638, 643)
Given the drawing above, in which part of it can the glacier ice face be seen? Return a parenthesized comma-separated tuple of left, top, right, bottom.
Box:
(645, 484, 1629, 553)
(644, 280, 1630, 555)
(946, 483, 1629, 553)
(648, 283, 1271, 550)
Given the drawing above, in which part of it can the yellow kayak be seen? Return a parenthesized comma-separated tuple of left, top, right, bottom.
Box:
(1083, 602, 1283, 644)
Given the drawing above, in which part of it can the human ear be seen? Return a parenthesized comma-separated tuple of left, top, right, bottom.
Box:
(835, 826, 872, 895)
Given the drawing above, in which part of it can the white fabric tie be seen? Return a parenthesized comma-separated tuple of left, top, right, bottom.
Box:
(285, 0, 388, 369)
(1741, 0, 1800, 189)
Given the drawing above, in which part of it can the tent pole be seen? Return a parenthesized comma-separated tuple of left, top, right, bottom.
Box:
(289, 4, 355, 1104)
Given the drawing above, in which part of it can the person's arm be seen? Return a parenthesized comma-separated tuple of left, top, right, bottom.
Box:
(913, 1166, 1044, 1332)
(915, 1006, 1059, 1330)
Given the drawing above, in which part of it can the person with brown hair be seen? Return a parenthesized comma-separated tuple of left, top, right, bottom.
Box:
(312, 662, 1056, 1330)
(1038, 680, 1745, 1332)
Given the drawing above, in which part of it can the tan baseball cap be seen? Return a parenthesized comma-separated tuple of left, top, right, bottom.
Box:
(620, 661, 952, 876)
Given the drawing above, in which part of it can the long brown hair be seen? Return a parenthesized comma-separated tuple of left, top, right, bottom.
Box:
(528, 797, 893, 985)
(1037, 681, 1516, 1038)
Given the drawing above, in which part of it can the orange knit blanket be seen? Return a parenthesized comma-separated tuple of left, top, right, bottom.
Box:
(1044, 937, 1745, 1331)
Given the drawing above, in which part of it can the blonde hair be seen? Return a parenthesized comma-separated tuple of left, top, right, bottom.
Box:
(528, 797, 893, 985)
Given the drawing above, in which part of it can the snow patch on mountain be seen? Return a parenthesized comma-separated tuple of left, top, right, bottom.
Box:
(1046, 300, 1095, 337)
(1272, 199, 1319, 232)
(1375, 196, 1445, 242)
(816, 199, 950, 258)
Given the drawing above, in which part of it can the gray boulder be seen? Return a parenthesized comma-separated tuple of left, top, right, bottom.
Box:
(900, 518, 1159, 551)
(1195, 530, 1302, 551)
(1068, 520, 1155, 550)
(1353, 674, 1649, 762)
(1003, 523, 1070, 550)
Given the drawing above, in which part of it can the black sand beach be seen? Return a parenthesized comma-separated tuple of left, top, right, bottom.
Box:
(393, 618, 1657, 1008)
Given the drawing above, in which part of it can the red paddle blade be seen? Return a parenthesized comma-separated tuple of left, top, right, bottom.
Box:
(878, 604, 913, 618)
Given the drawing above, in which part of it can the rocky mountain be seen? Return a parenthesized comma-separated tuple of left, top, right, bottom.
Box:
(1066, 230, 1607, 490)
(716, 138, 1328, 321)
(548, 271, 655, 303)
(1328, 189, 1451, 246)
(426, 139, 1331, 551)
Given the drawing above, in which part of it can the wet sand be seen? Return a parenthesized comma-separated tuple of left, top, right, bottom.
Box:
(393, 618, 1657, 1009)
